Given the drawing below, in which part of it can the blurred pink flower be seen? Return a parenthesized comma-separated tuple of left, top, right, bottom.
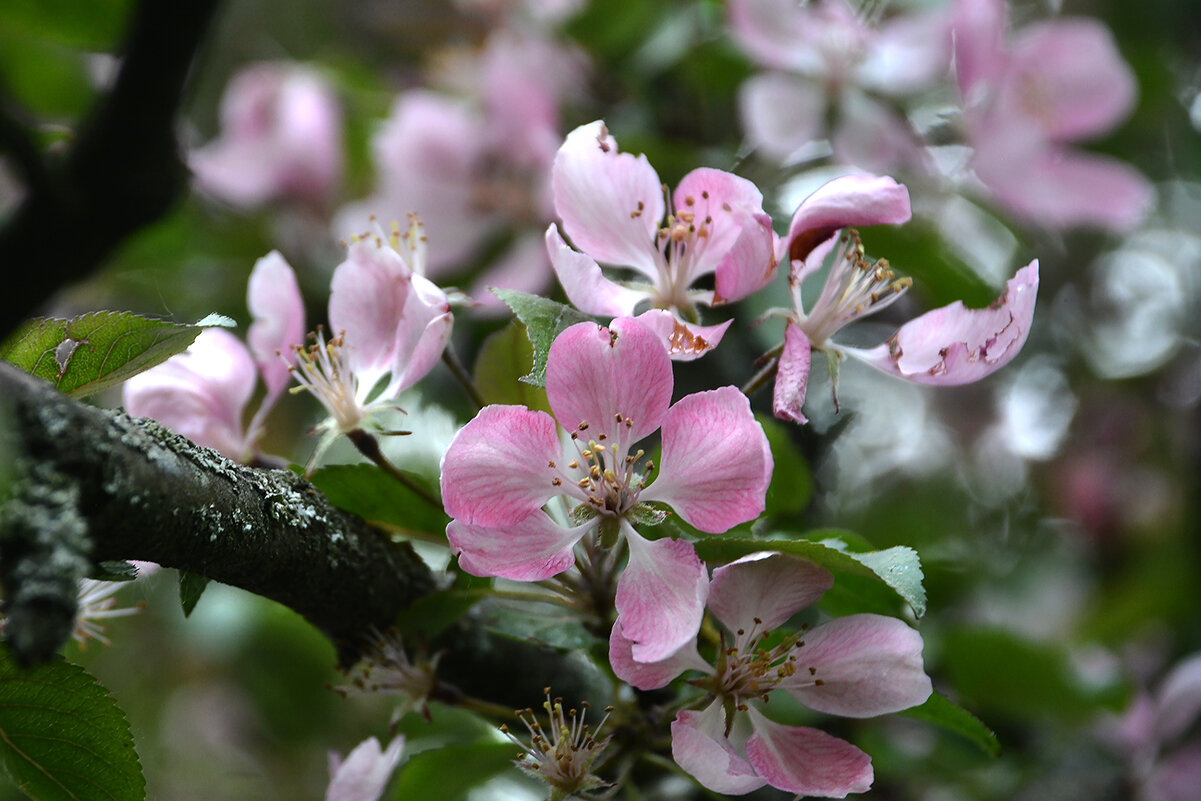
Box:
(124, 252, 305, 462)
(547, 120, 777, 359)
(190, 63, 343, 211)
(768, 173, 1039, 423)
(610, 552, 931, 797)
(729, 0, 950, 169)
(440, 316, 772, 662)
(324, 736, 405, 801)
(953, 0, 1152, 230)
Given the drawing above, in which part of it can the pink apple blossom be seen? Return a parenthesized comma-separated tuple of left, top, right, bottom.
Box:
(291, 218, 453, 469)
(123, 251, 305, 462)
(609, 552, 932, 797)
(952, 0, 1152, 230)
(766, 173, 1039, 423)
(324, 736, 405, 801)
(440, 316, 772, 662)
(189, 63, 343, 211)
(546, 120, 776, 360)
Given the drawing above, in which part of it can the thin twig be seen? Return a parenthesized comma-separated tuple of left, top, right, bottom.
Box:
(441, 346, 487, 411)
(346, 428, 444, 511)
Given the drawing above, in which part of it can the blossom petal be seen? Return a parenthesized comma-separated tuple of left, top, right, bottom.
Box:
(551, 120, 663, 276)
(738, 74, 827, 164)
(708, 553, 833, 633)
(858, 8, 952, 96)
(328, 238, 412, 388)
(952, 0, 1008, 99)
(247, 250, 305, 399)
(384, 273, 452, 397)
(632, 309, 732, 362)
(744, 707, 873, 798)
(780, 614, 933, 717)
(672, 168, 774, 295)
(545, 224, 648, 316)
(615, 528, 708, 663)
(772, 322, 812, 424)
(647, 387, 772, 533)
(671, 702, 767, 795)
(545, 318, 672, 447)
(786, 173, 911, 263)
(446, 512, 587, 582)
(440, 405, 564, 526)
(850, 260, 1039, 385)
(608, 620, 711, 690)
(325, 736, 404, 801)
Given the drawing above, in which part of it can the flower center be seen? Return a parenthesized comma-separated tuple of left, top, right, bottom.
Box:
(501, 690, 613, 795)
(796, 228, 911, 347)
(289, 327, 363, 432)
(650, 188, 723, 312)
(715, 619, 820, 708)
(552, 418, 656, 518)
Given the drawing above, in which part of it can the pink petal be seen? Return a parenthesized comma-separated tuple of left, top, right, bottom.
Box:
(325, 736, 404, 801)
(440, 405, 565, 526)
(851, 260, 1039, 385)
(615, 529, 709, 663)
(727, 0, 816, 73)
(672, 168, 773, 294)
(608, 620, 711, 690)
(246, 250, 305, 399)
(858, 7, 952, 96)
(545, 224, 648, 317)
(469, 232, 556, 315)
(632, 309, 732, 362)
(647, 387, 772, 533)
(446, 512, 586, 582)
(712, 209, 778, 305)
(708, 553, 833, 633)
(328, 238, 412, 387)
(780, 614, 932, 718)
(785, 174, 911, 263)
(737, 74, 827, 164)
(1154, 652, 1201, 743)
(672, 702, 767, 795)
(551, 121, 664, 277)
(952, 0, 1008, 100)
(772, 322, 812, 424)
(545, 318, 673, 447)
(384, 273, 452, 397)
(744, 707, 873, 798)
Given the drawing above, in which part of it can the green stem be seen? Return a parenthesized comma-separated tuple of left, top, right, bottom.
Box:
(442, 346, 486, 411)
(347, 429, 444, 511)
(740, 343, 784, 398)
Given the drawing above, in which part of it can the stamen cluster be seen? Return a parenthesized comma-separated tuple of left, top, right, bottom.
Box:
(501, 689, 613, 800)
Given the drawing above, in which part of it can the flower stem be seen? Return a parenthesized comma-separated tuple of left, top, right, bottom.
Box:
(442, 346, 486, 411)
(740, 346, 783, 398)
(347, 428, 444, 510)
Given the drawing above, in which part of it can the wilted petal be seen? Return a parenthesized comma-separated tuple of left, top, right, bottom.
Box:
(852, 260, 1039, 385)
(772, 322, 812, 424)
(738, 74, 827, 164)
(633, 309, 732, 362)
(672, 702, 767, 795)
(647, 387, 771, 533)
(551, 120, 663, 277)
(246, 250, 305, 399)
(545, 224, 648, 316)
(708, 553, 833, 633)
(609, 620, 711, 690)
(615, 528, 708, 663)
(780, 614, 932, 718)
(325, 735, 404, 801)
(440, 405, 565, 526)
(447, 512, 587, 582)
(785, 174, 911, 263)
(545, 318, 672, 446)
(744, 707, 873, 798)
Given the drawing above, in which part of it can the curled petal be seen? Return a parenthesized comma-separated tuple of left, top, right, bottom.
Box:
(551, 120, 664, 277)
(329, 238, 412, 387)
(615, 529, 709, 663)
(772, 322, 812, 424)
(247, 250, 305, 399)
(545, 318, 672, 446)
(648, 387, 772, 533)
(440, 405, 564, 526)
(447, 512, 588, 582)
(325, 736, 405, 801)
(744, 707, 873, 798)
(673, 168, 773, 293)
(851, 260, 1039, 385)
(786, 173, 911, 263)
(385, 274, 452, 397)
(708, 553, 833, 633)
(672, 702, 767, 795)
(608, 620, 711, 691)
(545, 224, 648, 317)
(632, 309, 731, 362)
(781, 614, 933, 718)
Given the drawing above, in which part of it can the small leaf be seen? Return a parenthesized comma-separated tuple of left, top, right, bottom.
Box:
(387, 742, 518, 801)
(472, 321, 551, 412)
(178, 571, 210, 618)
(309, 464, 449, 538)
(491, 289, 593, 387)
(902, 691, 1000, 758)
(396, 589, 491, 640)
(0, 311, 209, 397)
(89, 561, 139, 582)
(0, 648, 145, 801)
(758, 415, 812, 518)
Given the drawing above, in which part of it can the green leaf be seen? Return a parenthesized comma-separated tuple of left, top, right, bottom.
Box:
(758, 415, 811, 518)
(309, 464, 449, 538)
(387, 742, 518, 801)
(692, 532, 926, 617)
(472, 321, 551, 413)
(0, 0, 133, 50)
(859, 221, 999, 309)
(396, 589, 491, 640)
(0, 311, 208, 398)
(902, 691, 1000, 758)
(178, 571, 210, 618)
(491, 290, 593, 387)
(0, 648, 145, 801)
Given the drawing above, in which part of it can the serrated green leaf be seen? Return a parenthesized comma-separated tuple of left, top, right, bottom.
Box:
(386, 742, 518, 801)
(0, 311, 207, 398)
(309, 464, 449, 538)
(472, 321, 551, 413)
(491, 290, 593, 387)
(692, 533, 926, 617)
(0, 648, 145, 801)
(178, 571, 210, 618)
(902, 691, 1000, 758)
